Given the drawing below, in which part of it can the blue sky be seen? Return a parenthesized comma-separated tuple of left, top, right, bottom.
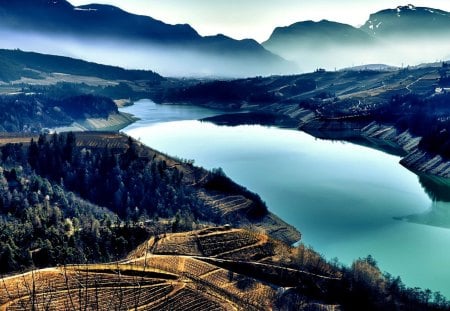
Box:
(68, 1, 450, 41)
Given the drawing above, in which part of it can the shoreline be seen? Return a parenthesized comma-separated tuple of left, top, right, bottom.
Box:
(197, 103, 450, 180)
(119, 99, 450, 234)
(100, 101, 450, 297)
(52, 111, 138, 133)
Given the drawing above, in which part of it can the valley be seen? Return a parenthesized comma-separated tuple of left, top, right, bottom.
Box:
(0, 0, 450, 309)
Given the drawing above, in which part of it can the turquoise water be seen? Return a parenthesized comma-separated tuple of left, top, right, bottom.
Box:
(121, 99, 450, 298)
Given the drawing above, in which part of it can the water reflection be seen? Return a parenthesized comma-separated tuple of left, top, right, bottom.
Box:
(418, 174, 450, 202)
(402, 174, 450, 229)
(121, 100, 450, 297)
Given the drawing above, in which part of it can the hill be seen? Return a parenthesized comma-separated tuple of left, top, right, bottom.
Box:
(1, 226, 448, 310)
(0, 49, 162, 83)
(0, 0, 294, 77)
(0, 131, 299, 273)
(262, 20, 374, 71)
(0, 49, 168, 132)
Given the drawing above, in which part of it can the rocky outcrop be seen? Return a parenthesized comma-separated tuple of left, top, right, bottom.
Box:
(283, 107, 450, 178)
(361, 122, 450, 177)
(401, 150, 450, 178)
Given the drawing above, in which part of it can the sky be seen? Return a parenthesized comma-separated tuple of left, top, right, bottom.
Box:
(68, 1, 450, 42)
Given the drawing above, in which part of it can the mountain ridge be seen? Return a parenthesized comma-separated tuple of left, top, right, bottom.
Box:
(0, 0, 295, 77)
(262, 4, 450, 72)
(361, 4, 450, 37)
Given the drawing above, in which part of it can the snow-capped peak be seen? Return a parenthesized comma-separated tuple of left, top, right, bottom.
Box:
(397, 4, 417, 13)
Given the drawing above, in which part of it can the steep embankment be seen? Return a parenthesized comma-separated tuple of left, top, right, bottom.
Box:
(52, 111, 138, 132)
(204, 107, 446, 177)
(2, 226, 446, 310)
(273, 104, 450, 178)
(0, 132, 300, 245)
(361, 122, 450, 177)
(0, 227, 338, 310)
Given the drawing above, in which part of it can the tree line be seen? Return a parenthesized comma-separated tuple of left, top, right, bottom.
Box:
(0, 132, 205, 273)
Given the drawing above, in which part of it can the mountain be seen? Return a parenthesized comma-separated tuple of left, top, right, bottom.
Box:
(0, 0, 295, 77)
(264, 20, 373, 49)
(262, 20, 375, 71)
(263, 5, 450, 72)
(361, 4, 450, 37)
(0, 0, 199, 43)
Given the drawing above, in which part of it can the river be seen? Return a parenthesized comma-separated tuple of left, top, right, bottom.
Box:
(120, 99, 450, 298)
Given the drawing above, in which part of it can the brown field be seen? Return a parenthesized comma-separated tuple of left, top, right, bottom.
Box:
(0, 227, 341, 310)
(0, 133, 38, 146)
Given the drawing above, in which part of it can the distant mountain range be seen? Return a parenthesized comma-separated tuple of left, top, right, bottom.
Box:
(263, 4, 450, 72)
(0, 1, 449, 76)
(0, 0, 294, 77)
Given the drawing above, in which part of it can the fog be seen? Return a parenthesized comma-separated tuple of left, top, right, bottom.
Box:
(0, 30, 296, 78)
(266, 37, 450, 72)
(1, 29, 449, 78)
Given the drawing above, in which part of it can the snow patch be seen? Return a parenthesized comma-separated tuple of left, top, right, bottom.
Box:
(74, 7, 98, 12)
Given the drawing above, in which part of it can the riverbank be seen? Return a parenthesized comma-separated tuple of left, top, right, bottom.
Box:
(200, 102, 450, 179)
(299, 112, 450, 178)
(52, 111, 138, 133)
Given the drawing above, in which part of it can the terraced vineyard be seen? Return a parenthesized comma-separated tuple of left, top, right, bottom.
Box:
(0, 227, 341, 311)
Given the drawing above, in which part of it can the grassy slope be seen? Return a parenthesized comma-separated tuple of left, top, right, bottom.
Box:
(0, 49, 163, 83)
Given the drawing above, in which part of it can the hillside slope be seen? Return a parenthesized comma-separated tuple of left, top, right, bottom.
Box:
(0, 49, 168, 132)
(0, 49, 162, 83)
(1, 226, 447, 310)
(0, 132, 299, 274)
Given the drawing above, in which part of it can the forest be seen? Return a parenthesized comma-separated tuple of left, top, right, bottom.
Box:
(0, 132, 269, 273)
(0, 90, 118, 132)
(0, 133, 185, 271)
